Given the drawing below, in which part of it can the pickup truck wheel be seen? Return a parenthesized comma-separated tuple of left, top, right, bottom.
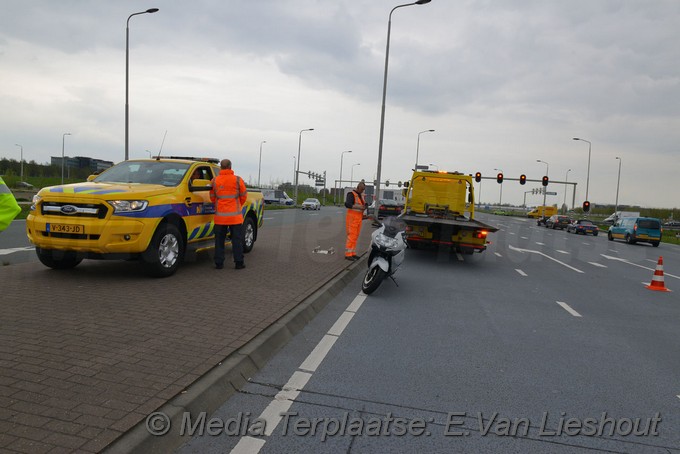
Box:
(243, 217, 256, 253)
(625, 233, 636, 245)
(608, 232, 613, 241)
(142, 223, 183, 277)
(652, 241, 659, 247)
(36, 248, 82, 270)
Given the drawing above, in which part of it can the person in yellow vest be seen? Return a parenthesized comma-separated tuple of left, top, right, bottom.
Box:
(0, 176, 21, 233)
(210, 159, 248, 269)
(344, 180, 368, 260)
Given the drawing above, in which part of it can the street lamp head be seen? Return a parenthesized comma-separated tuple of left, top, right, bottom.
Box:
(146, 8, 159, 13)
(428, 129, 434, 132)
(572, 137, 579, 141)
(415, 0, 431, 4)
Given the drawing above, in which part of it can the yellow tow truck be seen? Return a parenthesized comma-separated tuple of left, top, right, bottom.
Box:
(26, 157, 264, 277)
(400, 170, 498, 253)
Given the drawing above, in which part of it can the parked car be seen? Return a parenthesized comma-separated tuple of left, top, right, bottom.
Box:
(608, 217, 662, 247)
(375, 199, 403, 219)
(663, 220, 680, 229)
(545, 215, 571, 229)
(301, 198, 321, 210)
(567, 219, 599, 236)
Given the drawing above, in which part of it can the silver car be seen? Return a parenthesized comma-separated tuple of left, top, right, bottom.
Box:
(301, 198, 321, 210)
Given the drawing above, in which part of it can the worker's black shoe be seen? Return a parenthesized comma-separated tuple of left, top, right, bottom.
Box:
(215, 263, 224, 269)
(235, 262, 246, 270)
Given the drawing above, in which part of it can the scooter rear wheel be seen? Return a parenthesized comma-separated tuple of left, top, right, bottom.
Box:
(362, 266, 386, 295)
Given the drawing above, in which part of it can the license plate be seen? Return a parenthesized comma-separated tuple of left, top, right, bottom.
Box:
(48, 223, 85, 234)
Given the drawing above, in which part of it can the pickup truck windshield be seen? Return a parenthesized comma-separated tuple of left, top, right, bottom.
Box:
(94, 161, 190, 187)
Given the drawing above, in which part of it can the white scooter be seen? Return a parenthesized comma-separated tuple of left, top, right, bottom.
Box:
(362, 216, 408, 295)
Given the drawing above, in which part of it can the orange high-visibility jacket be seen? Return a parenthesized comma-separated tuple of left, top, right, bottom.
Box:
(210, 169, 247, 225)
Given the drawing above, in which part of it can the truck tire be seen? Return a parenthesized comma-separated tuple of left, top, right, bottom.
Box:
(142, 223, 183, 277)
(625, 233, 636, 245)
(652, 241, 659, 247)
(243, 217, 256, 253)
(362, 266, 386, 295)
(608, 232, 613, 241)
(36, 248, 82, 270)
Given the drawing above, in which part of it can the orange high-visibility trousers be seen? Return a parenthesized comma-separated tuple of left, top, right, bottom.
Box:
(345, 209, 363, 257)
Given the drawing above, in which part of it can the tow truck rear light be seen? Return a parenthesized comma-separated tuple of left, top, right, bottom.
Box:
(474, 230, 488, 239)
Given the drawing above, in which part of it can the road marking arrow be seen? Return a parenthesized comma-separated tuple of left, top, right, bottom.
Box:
(600, 254, 679, 280)
(509, 245, 584, 273)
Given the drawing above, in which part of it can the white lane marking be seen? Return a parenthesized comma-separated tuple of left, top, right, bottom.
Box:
(601, 254, 680, 280)
(258, 371, 312, 436)
(456, 253, 464, 262)
(589, 262, 607, 268)
(328, 312, 355, 337)
(263, 217, 274, 220)
(494, 252, 502, 257)
(231, 291, 366, 454)
(535, 242, 545, 246)
(299, 334, 338, 372)
(346, 293, 366, 313)
(515, 269, 527, 277)
(0, 246, 34, 256)
(508, 232, 516, 235)
(645, 259, 657, 263)
(509, 245, 584, 273)
(557, 301, 582, 317)
(556, 250, 569, 255)
(520, 236, 529, 240)
(231, 436, 266, 454)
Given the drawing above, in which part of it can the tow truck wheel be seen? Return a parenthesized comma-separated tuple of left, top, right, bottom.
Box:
(36, 248, 82, 270)
(243, 217, 256, 253)
(142, 223, 183, 277)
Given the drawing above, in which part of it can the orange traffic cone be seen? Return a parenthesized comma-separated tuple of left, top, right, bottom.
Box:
(645, 256, 671, 292)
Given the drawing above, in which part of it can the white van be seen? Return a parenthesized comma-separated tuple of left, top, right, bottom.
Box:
(261, 189, 294, 206)
(603, 211, 640, 224)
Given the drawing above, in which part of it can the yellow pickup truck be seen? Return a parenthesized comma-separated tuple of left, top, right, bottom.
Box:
(26, 157, 264, 277)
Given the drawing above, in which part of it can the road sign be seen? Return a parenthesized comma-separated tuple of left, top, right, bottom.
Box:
(546, 191, 557, 195)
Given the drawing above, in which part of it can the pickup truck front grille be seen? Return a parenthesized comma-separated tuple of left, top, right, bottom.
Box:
(41, 202, 109, 219)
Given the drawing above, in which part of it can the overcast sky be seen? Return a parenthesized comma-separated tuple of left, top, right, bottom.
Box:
(1, 0, 679, 209)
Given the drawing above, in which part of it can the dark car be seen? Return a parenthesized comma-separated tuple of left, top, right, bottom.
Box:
(375, 199, 403, 219)
(567, 219, 599, 236)
(545, 215, 571, 229)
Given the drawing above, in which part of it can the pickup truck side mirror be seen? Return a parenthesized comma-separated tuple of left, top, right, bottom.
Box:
(189, 178, 212, 192)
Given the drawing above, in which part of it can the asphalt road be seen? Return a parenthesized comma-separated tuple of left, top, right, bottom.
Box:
(179, 213, 680, 453)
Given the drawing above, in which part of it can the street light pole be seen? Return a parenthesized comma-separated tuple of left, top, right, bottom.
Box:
(125, 7, 159, 162)
(572, 137, 592, 202)
(615, 157, 622, 214)
(338, 150, 352, 205)
(61, 133, 71, 185)
(351, 163, 361, 185)
(375, 0, 431, 217)
(537, 159, 549, 209)
(494, 167, 503, 205)
(257, 140, 266, 187)
(14, 144, 23, 181)
(415, 129, 435, 169)
(563, 168, 571, 209)
(294, 128, 314, 205)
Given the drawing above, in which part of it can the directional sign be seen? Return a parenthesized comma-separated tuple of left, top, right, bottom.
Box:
(546, 191, 557, 195)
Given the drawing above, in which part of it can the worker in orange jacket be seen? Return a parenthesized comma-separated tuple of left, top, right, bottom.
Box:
(210, 159, 248, 269)
(344, 180, 367, 260)
(0, 177, 21, 233)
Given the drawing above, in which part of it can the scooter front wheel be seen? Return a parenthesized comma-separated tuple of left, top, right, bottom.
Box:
(362, 266, 387, 295)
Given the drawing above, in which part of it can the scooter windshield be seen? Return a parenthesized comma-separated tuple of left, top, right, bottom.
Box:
(381, 216, 407, 238)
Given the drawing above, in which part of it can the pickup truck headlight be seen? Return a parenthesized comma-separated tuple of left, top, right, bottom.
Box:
(30, 194, 42, 210)
(108, 200, 149, 213)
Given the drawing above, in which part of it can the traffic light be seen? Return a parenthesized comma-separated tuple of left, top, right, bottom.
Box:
(385, 180, 390, 187)
(519, 174, 526, 185)
(583, 201, 590, 212)
(542, 175, 549, 186)
(475, 172, 482, 183)
(496, 173, 503, 184)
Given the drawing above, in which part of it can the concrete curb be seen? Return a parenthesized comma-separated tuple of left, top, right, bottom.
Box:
(103, 256, 366, 454)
